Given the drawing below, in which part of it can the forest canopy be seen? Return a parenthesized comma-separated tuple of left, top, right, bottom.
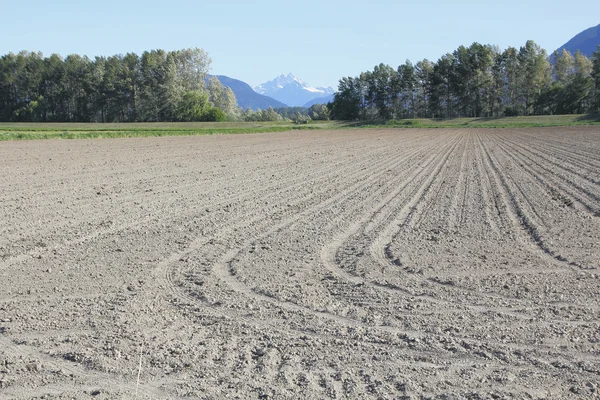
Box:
(2, 41, 600, 123)
(329, 41, 600, 120)
(0, 48, 240, 122)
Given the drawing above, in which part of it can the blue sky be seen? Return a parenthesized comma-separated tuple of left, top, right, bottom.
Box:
(2, 1, 599, 89)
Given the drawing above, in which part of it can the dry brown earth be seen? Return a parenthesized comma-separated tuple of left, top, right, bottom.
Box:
(0, 128, 599, 399)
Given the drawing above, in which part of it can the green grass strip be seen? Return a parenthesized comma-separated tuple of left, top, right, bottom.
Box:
(0, 125, 323, 141)
(0, 115, 598, 141)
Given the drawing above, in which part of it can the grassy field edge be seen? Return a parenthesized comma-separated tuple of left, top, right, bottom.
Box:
(1, 114, 599, 140)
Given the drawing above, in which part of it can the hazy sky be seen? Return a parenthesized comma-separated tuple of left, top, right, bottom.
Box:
(2, 1, 599, 88)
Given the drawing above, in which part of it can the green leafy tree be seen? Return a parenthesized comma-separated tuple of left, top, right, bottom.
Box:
(120, 53, 140, 121)
(138, 50, 182, 121)
(565, 51, 593, 113)
(40, 53, 67, 121)
(370, 63, 397, 119)
(241, 107, 283, 122)
(553, 49, 574, 85)
(397, 61, 417, 118)
(273, 106, 307, 120)
(260, 107, 283, 121)
(429, 54, 454, 118)
(489, 50, 506, 116)
(501, 46, 520, 115)
(0, 51, 45, 121)
(330, 77, 362, 120)
(205, 107, 226, 122)
(63, 54, 94, 121)
(414, 59, 434, 118)
(307, 103, 330, 120)
(591, 46, 600, 112)
(518, 40, 551, 115)
(207, 76, 240, 119)
(176, 90, 211, 121)
(451, 43, 495, 117)
(172, 48, 210, 92)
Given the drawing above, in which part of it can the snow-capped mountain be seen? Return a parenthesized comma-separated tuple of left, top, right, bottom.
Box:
(214, 75, 286, 110)
(253, 73, 335, 107)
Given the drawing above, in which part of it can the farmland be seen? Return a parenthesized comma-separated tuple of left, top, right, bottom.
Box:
(0, 114, 599, 141)
(0, 127, 599, 399)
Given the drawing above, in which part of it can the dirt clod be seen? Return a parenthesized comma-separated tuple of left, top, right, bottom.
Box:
(1, 128, 599, 399)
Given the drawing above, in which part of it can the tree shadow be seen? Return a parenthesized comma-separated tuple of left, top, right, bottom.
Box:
(576, 114, 600, 122)
(467, 117, 506, 124)
(344, 120, 383, 127)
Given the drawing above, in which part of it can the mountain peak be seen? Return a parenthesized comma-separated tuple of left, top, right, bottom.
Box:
(554, 23, 600, 59)
(253, 74, 334, 107)
(214, 75, 286, 110)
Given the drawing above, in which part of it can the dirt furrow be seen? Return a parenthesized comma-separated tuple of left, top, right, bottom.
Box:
(2, 128, 600, 399)
(485, 134, 600, 271)
(492, 132, 600, 215)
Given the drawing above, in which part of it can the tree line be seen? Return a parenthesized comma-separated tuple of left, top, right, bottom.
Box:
(0, 48, 242, 122)
(329, 41, 600, 120)
(0, 47, 334, 123)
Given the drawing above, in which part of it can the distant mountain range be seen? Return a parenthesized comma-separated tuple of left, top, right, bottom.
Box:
(303, 94, 335, 108)
(553, 23, 600, 58)
(216, 25, 599, 111)
(214, 75, 286, 110)
(215, 73, 336, 109)
(253, 74, 335, 107)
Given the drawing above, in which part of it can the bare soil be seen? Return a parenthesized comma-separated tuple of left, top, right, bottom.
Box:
(1, 128, 599, 399)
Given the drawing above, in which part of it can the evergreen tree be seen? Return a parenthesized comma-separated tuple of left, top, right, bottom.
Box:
(591, 46, 600, 112)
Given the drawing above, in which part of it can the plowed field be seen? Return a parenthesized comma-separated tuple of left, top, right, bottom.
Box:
(1, 128, 599, 399)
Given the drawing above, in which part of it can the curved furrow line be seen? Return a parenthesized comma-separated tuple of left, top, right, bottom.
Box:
(514, 130, 600, 171)
(204, 135, 461, 328)
(501, 132, 600, 188)
(368, 134, 464, 271)
(472, 134, 504, 236)
(316, 135, 600, 346)
(324, 136, 462, 288)
(435, 133, 600, 311)
(1, 134, 433, 395)
(485, 132, 600, 272)
(361, 137, 546, 307)
(3, 131, 599, 398)
(478, 133, 592, 271)
(207, 152, 443, 335)
(515, 128, 600, 161)
(157, 135, 439, 306)
(0, 133, 440, 388)
(136, 134, 445, 342)
(483, 146, 549, 230)
(346, 132, 600, 375)
(9, 136, 430, 397)
(162, 270, 505, 391)
(57, 136, 435, 360)
(358, 134, 464, 240)
(325, 133, 493, 293)
(327, 132, 597, 324)
(317, 134, 600, 376)
(206, 242, 577, 383)
(406, 141, 465, 230)
(490, 133, 600, 216)
(0, 133, 400, 269)
(321, 135, 510, 299)
(453, 133, 472, 230)
(410, 135, 469, 230)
